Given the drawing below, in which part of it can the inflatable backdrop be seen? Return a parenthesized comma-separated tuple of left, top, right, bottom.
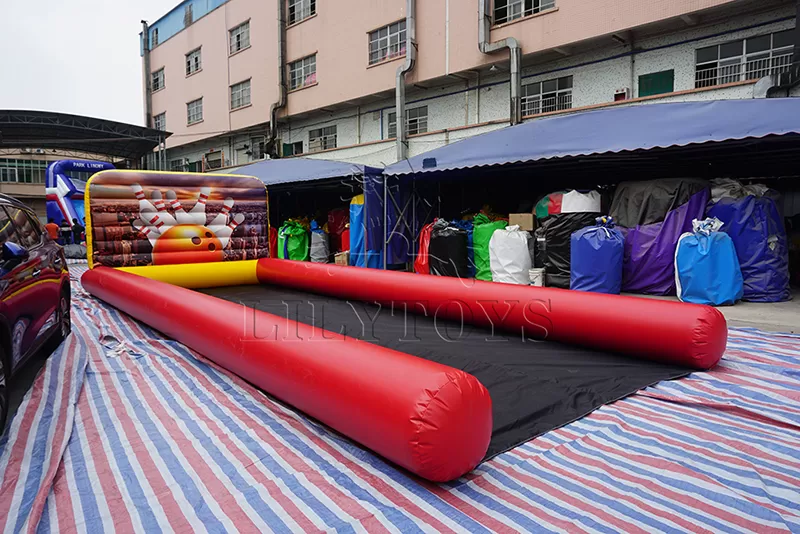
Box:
(86, 170, 269, 268)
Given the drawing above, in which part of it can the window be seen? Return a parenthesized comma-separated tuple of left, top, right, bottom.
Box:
(289, 55, 317, 90)
(151, 28, 159, 47)
(187, 98, 203, 125)
(695, 30, 794, 88)
(153, 113, 166, 131)
(289, 0, 316, 24)
(250, 137, 267, 159)
(0, 159, 47, 184)
(369, 20, 406, 65)
(0, 208, 20, 247)
(204, 151, 223, 170)
(494, 0, 555, 25)
(5, 206, 41, 248)
(229, 21, 250, 54)
(230, 79, 251, 110)
(309, 126, 337, 152)
(639, 70, 675, 97)
(170, 159, 186, 172)
(186, 48, 202, 76)
(282, 141, 303, 156)
(521, 75, 572, 116)
(151, 68, 165, 92)
(387, 106, 428, 138)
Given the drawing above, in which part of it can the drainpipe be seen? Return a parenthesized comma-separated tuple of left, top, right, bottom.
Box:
(478, 0, 521, 125)
(395, 0, 417, 161)
(266, 0, 287, 158)
(141, 20, 153, 129)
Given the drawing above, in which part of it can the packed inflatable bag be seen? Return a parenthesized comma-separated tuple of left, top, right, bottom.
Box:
(489, 225, 532, 285)
(349, 194, 381, 268)
(429, 219, 469, 278)
(327, 208, 349, 253)
(535, 190, 601, 219)
(473, 213, 508, 281)
(269, 226, 278, 258)
(535, 190, 601, 288)
(63, 243, 87, 260)
(570, 216, 624, 294)
(414, 221, 435, 274)
(675, 218, 743, 306)
(451, 219, 476, 278)
(278, 220, 310, 261)
(309, 220, 330, 263)
(706, 179, 790, 302)
(610, 178, 709, 295)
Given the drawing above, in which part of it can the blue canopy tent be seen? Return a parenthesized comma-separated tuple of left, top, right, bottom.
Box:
(230, 157, 410, 268)
(384, 99, 800, 177)
(383, 99, 800, 257)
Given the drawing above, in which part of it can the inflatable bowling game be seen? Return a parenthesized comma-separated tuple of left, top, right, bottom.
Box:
(82, 171, 728, 483)
(85, 170, 269, 269)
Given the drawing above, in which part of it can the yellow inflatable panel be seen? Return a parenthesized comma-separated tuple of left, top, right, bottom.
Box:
(118, 260, 260, 289)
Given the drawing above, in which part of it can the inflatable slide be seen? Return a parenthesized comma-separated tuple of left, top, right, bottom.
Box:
(81, 171, 728, 482)
(46, 159, 114, 226)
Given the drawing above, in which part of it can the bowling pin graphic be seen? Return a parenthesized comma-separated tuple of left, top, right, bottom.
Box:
(208, 197, 234, 233)
(143, 209, 170, 236)
(151, 191, 176, 226)
(165, 190, 194, 225)
(189, 187, 211, 226)
(131, 184, 157, 213)
(132, 218, 158, 247)
(217, 213, 244, 248)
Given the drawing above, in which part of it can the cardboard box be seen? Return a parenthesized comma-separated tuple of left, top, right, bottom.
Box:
(509, 213, 534, 232)
(334, 251, 350, 266)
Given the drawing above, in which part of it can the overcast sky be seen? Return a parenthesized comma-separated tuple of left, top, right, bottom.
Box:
(0, 0, 175, 126)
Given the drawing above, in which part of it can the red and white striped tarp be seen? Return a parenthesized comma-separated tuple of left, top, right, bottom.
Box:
(1, 266, 798, 533)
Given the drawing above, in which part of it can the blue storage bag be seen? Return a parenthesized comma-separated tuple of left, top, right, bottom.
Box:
(570, 216, 624, 294)
(707, 193, 790, 302)
(675, 218, 743, 306)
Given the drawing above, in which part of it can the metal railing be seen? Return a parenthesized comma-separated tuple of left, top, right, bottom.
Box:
(695, 52, 793, 88)
(521, 92, 572, 117)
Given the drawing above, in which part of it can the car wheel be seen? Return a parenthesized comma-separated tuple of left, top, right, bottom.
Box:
(58, 292, 71, 340)
(0, 347, 8, 437)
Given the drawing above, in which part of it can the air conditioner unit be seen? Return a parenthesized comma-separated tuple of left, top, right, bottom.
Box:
(19, 148, 30, 154)
(34, 148, 46, 155)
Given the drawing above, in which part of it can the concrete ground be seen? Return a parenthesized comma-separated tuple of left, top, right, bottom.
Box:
(628, 289, 800, 334)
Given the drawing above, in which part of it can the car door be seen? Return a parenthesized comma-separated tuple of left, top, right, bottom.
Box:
(1, 206, 57, 368)
(0, 207, 37, 370)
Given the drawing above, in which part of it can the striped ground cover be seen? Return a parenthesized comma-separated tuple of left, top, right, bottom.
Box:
(0, 265, 798, 533)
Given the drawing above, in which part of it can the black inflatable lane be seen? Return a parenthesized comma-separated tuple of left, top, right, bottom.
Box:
(200, 284, 691, 459)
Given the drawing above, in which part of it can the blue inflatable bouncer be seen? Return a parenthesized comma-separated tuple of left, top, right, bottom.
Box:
(570, 216, 625, 294)
(675, 218, 743, 306)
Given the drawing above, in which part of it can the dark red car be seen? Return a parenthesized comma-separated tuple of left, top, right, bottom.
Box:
(0, 195, 71, 434)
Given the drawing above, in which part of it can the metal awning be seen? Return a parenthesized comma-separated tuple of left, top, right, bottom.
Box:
(231, 157, 382, 186)
(0, 110, 169, 160)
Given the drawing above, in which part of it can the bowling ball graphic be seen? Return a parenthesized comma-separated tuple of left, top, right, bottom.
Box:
(152, 224, 224, 265)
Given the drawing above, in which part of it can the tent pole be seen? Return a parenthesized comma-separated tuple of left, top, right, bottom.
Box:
(412, 178, 416, 271)
(383, 175, 388, 269)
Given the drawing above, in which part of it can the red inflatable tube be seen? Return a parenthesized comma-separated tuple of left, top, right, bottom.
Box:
(82, 267, 492, 482)
(256, 259, 727, 370)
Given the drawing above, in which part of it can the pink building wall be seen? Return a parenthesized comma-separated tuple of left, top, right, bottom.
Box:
(148, 0, 740, 148)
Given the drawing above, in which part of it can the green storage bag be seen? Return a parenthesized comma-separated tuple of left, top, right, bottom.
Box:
(473, 214, 507, 281)
(278, 221, 310, 261)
